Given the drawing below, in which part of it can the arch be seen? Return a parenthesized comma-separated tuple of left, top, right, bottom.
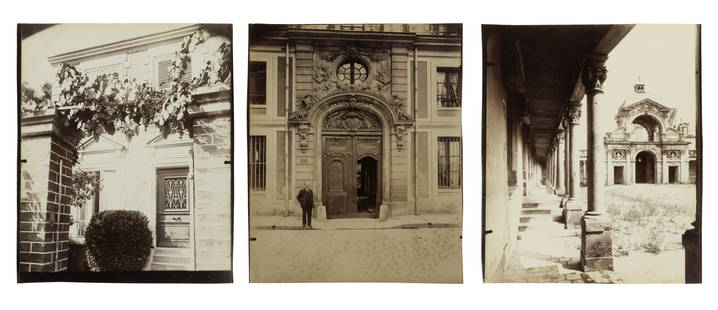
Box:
(308, 94, 398, 217)
(635, 150, 657, 184)
(630, 114, 663, 142)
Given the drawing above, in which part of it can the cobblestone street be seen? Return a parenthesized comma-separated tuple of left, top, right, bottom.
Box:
(249, 227, 462, 283)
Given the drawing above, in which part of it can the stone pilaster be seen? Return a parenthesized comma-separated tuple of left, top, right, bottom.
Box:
(187, 86, 232, 271)
(19, 110, 81, 272)
(580, 54, 613, 271)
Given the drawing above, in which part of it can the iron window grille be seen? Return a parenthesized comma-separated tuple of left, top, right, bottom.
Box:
(248, 61, 267, 105)
(249, 136, 267, 190)
(438, 137, 462, 188)
(437, 68, 461, 107)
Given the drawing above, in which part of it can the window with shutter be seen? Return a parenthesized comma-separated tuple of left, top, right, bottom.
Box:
(157, 58, 192, 88)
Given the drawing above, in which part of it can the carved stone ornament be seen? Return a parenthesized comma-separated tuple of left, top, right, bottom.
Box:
(297, 124, 312, 153)
(392, 124, 412, 151)
(318, 42, 380, 63)
(323, 109, 382, 131)
(667, 150, 679, 159)
(612, 150, 625, 159)
(581, 60, 608, 94)
(567, 104, 582, 124)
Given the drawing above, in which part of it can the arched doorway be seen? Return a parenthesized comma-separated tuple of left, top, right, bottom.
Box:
(321, 108, 383, 218)
(635, 151, 656, 184)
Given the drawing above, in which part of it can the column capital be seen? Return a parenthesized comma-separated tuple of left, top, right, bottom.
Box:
(581, 54, 608, 95)
(567, 102, 582, 125)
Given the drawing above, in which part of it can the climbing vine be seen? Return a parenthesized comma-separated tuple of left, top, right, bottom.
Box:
(69, 168, 102, 209)
(21, 27, 232, 142)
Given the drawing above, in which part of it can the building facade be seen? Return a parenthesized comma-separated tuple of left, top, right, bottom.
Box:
(248, 24, 462, 220)
(602, 83, 697, 185)
(19, 25, 232, 272)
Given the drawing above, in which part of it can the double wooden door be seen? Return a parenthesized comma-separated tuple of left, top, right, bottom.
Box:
(156, 168, 191, 248)
(322, 135, 382, 218)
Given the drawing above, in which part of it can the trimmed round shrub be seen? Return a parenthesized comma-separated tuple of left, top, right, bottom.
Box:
(84, 210, 153, 271)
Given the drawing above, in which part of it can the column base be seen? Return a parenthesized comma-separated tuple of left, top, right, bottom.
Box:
(378, 204, 391, 222)
(580, 214, 613, 272)
(563, 199, 585, 228)
(682, 226, 701, 283)
(315, 204, 327, 222)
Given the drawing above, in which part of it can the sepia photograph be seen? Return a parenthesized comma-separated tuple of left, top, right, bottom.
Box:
(482, 24, 701, 283)
(18, 24, 233, 282)
(248, 24, 463, 282)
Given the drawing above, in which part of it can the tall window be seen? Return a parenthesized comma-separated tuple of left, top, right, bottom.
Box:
(337, 60, 368, 85)
(74, 171, 100, 237)
(248, 62, 267, 105)
(249, 136, 267, 190)
(437, 67, 461, 107)
(438, 137, 462, 188)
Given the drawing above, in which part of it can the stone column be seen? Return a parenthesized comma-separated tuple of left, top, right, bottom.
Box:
(20, 110, 81, 272)
(187, 86, 232, 271)
(580, 55, 613, 271)
(556, 129, 565, 196)
(564, 101, 584, 227)
(564, 120, 570, 196)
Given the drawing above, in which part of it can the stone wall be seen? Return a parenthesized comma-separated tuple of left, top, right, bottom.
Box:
(19, 112, 79, 272)
(189, 88, 232, 270)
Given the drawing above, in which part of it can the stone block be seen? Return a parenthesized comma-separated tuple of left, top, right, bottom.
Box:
(315, 204, 327, 222)
(564, 200, 584, 228)
(378, 204, 391, 221)
(580, 214, 613, 272)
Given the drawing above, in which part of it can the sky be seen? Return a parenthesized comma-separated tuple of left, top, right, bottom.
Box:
(575, 24, 699, 147)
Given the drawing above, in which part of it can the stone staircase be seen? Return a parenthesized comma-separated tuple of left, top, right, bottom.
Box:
(150, 247, 194, 271)
(517, 196, 564, 240)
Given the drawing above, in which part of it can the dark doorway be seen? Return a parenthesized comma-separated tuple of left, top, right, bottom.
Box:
(635, 151, 656, 184)
(689, 160, 697, 183)
(613, 166, 625, 184)
(357, 157, 378, 214)
(669, 166, 678, 184)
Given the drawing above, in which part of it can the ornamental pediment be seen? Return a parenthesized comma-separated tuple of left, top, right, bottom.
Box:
(616, 98, 676, 126)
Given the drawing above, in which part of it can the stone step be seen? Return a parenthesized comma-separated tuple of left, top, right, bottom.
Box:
(151, 262, 193, 271)
(153, 247, 192, 256)
(153, 254, 192, 264)
(520, 215, 563, 224)
(520, 256, 561, 274)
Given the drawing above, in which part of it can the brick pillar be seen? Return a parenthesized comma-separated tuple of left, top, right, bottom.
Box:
(580, 55, 613, 272)
(187, 86, 232, 271)
(19, 110, 81, 272)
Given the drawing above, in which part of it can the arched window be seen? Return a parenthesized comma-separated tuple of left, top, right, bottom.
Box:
(337, 60, 368, 84)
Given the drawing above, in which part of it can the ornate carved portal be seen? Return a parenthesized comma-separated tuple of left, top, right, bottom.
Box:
(321, 109, 383, 219)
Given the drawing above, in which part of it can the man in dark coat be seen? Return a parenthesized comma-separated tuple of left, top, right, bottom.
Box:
(296, 182, 314, 229)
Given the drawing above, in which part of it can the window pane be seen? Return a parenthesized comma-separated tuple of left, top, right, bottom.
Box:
(249, 62, 266, 105)
(437, 68, 461, 107)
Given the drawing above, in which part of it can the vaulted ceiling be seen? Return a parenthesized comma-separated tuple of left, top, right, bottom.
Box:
(497, 25, 633, 160)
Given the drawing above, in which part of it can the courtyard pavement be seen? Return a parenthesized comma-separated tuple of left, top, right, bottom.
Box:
(249, 226, 463, 283)
(250, 213, 461, 230)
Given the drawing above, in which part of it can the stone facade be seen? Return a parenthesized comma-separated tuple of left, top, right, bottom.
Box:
(585, 83, 697, 185)
(249, 25, 462, 220)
